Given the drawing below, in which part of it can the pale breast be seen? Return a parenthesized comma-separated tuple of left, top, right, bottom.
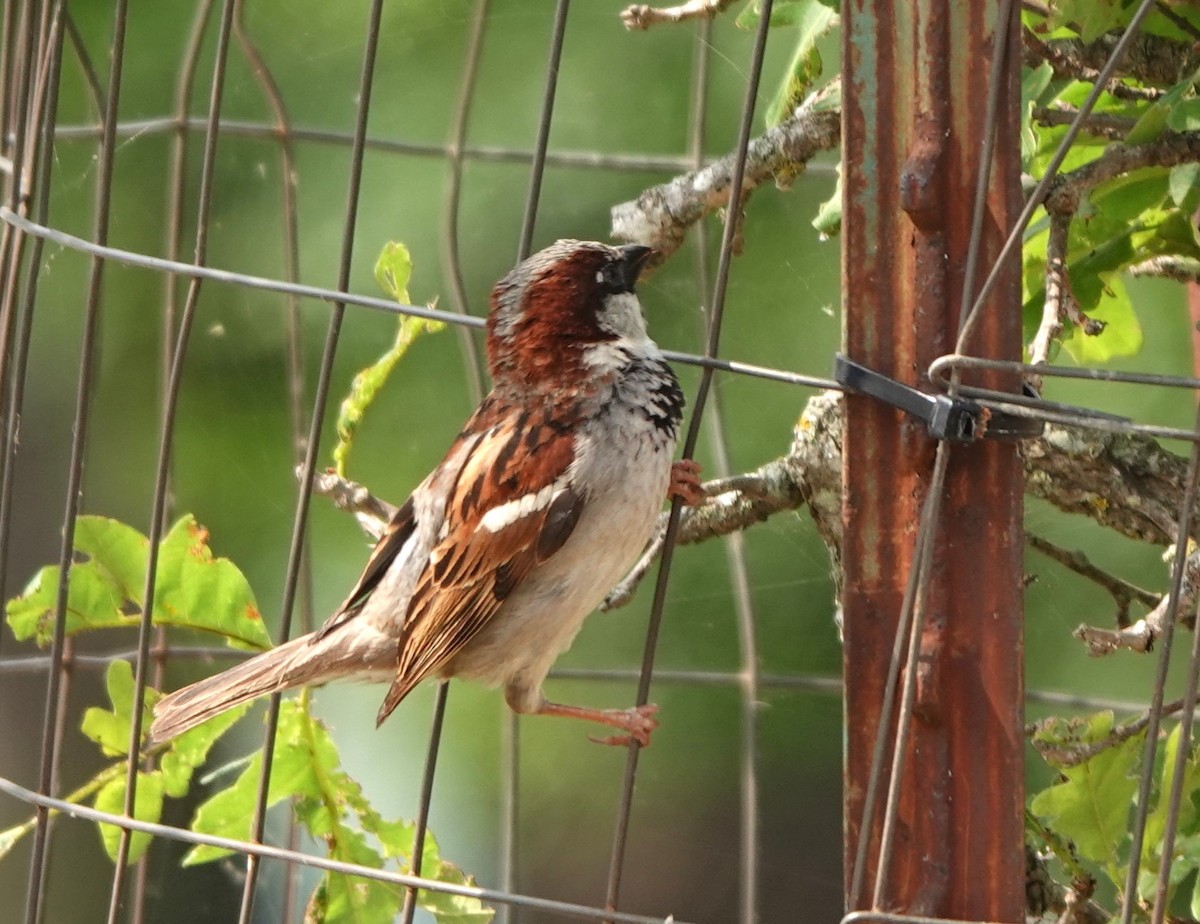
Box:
(444, 350, 682, 692)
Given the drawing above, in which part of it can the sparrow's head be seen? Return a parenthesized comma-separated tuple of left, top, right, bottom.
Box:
(487, 240, 656, 388)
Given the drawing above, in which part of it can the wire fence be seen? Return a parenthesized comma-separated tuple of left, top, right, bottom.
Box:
(0, 1, 1198, 923)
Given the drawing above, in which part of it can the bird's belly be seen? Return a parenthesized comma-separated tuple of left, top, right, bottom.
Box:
(442, 445, 671, 690)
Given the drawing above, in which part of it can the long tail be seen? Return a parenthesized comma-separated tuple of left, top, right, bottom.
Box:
(148, 635, 326, 745)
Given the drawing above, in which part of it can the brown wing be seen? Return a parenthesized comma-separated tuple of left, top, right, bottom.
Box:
(314, 496, 417, 641)
(374, 400, 583, 723)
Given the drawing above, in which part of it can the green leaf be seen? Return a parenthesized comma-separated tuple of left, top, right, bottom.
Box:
(1020, 62, 1054, 166)
(159, 702, 252, 798)
(761, 2, 839, 127)
(154, 516, 272, 650)
(1169, 163, 1200, 210)
(1048, 0, 1129, 43)
(186, 700, 491, 922)
(812, 165, 841, 238)
(185, 701, 325, 865)
(1140, 725, 1200, 912)
(1167, 98, 1200, 133)
(333, 242, 445, 477)
(1126, 67, 1200, 144)
(735, 0, 818, 29)
(5, 515, 270, 651)
(1029, 711, 1142, 873)
(93, 771, 164, 865)
(373, 240, 413, 305)
(81, 660, 159, 757)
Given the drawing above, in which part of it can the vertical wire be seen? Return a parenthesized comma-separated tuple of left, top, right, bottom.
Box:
(231, 4, 314, 919)
(399, 683, 451, 924)
(499, 6, 573, 915)
(127, 8, 215, 922)
(106, 2, 239, 918)
(0, 0, 18, 151)
(0, 0, 64, 639)
(604, 4, 774, 916)
(683, 17, 761, 924)
(400, 2, 495, 921)
(1123, 448, 1200, 921)
(440, 0, 491, 405)
(516, 0, 570, 262)
(235, 1, 387, 920)
(955, 0, 1159, 349)
(0, 0, 41, 511)
(499, 711, 519, 924)
(1151, 440, 1200, 924)
(22, 0, 129, 920)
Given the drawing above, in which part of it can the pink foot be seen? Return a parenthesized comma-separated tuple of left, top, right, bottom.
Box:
(587, 704, 660, 747)
(668, 459, 704, 506)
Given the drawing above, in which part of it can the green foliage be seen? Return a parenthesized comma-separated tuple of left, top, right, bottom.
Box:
(1, 512, 491, 922)
(1029, 712, 1142, 883)
(1030, 712, 1200, 915)
(6, 515, 272, 651)
(333, 241, 446, 478)
(802, 2, 1200, 364)
(0, 239, 486, 921)
(738, 0, 838, 127)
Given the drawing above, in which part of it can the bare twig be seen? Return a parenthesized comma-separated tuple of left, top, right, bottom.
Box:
(1028, 533, 1159, 627)
(308, 468, 397, 540)
(1028, 700, 1181, 767)
(1032, 106, 1134, 140)
(1074, 548, 1200, 655)
(1156, 0, 1200, 42)
(312, 394, 1200, 639)
(1046, 131, 1200, 212)
(1029, 210, 1107, 365)
(611, 83, 841, 261)
(1128, 255, 1200, 285)
(620, 0, 737, 30)
(1029, 213, 1074, 366)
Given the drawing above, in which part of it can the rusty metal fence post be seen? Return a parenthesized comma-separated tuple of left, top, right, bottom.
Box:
(841, 2, 1025, 920)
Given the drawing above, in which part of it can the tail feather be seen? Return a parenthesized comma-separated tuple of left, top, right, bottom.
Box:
(148, 635, 319, 745)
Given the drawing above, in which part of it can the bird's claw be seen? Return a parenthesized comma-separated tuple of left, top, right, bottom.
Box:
(588, 703, 659, 747)
(668, 459, 704, 506)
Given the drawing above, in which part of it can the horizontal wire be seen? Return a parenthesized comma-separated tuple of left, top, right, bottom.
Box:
(0, 205, 840, 390)
(0, 775, 699, 924)
(0, 648, 1153, 713)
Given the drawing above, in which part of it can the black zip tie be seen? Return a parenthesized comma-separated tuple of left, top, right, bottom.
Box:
(835, 354, 1044, 442)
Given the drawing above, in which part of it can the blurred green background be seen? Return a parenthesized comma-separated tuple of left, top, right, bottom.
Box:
(0, 1, 1193, 922)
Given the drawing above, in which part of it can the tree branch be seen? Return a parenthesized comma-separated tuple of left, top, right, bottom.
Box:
(1027, 533, 1159, 627)
(610, 84, 841, 261)
(312, 394, 1200, 643)
(620, 0, 738, 30)
(1128, 255, 1200, 285)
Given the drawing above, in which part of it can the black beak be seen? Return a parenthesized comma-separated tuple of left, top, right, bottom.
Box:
(616, 244, 655, 290)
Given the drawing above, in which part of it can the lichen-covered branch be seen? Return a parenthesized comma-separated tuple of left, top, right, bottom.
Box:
(610, 84, 841, 261)
(620, 0, 738, 30)
(1028, 211, 1106, 365)
(1128, 255, 1200, 285)
(1045, 131, 1200, 214)
(314, 393, 1200, 632)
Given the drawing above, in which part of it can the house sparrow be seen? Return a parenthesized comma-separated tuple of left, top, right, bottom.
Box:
(149, 240, 702, 747)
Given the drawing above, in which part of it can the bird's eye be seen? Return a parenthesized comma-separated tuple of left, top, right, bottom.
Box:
(598, 260, 631, 295)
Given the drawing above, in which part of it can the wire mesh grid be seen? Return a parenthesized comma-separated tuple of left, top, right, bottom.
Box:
(0, 0, 1197, 923)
